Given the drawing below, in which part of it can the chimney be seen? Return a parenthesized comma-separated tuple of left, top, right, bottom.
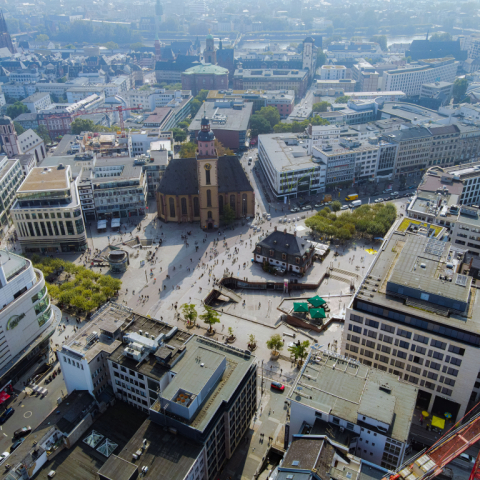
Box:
(284, 229, 287, 234)
(294, 231, 297, 237)
(470, 257, 474, 269)
(274, 226, 277, 231)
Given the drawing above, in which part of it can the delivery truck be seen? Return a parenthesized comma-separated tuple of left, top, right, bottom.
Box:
(350, 199, 362, 208)
(345, 194, 359, 201)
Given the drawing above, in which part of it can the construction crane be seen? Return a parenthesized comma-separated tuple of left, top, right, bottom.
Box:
(382, 406, 480, 480)
(71, 105, 141, 136)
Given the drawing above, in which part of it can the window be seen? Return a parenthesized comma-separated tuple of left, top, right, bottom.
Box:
(448, 345, 465, 356)
(219, 195, 224, 215)
(349, 324, 362, 334)
(332, 417, 340, 425)
(381, 323, 395, 333)
(193, 197, 200, 217)
(242, 193, 247, 215)
(398, 340, 409, 349)
(205, 168, 211, 185)
(169, 197, 175, 217)
(365, 319, 379, 329)
(206, 189, 212, 207)
(351, 314, 363, 324)
(414, 334, 429, 344)
(230, 194, 236, 211)
(207, 210, 212, 219)
(397, 328, 412, 339)
(431, 340, 446, 350)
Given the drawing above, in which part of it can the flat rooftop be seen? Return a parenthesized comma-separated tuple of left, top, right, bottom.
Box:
(189, 101, 253, 132)
(288, 350, 416, 443)
(0, 249, 29, 283)
(0, 157, 18, 183)
(113, 419, 203, 480)
(409, 190, 459, 217)
(380, 102, 445, 122)
(259, 134, 318, 172)
(444, 161, 480, 179)
(355, 230, 480, 338)
(17, 165, 70, 192)
(234, 68, 308, 79)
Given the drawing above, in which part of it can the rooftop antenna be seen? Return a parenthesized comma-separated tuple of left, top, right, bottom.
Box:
(426, 29, 429, 41)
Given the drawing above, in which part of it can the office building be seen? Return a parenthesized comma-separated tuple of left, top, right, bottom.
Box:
(0, 249, 54, 375)
(188, 101, 252, 151)
(382, 59, 459, 96)
(0, 156, 23, 229)
(343, 230, 480, 422)
(379, 102, 446, 125)
(315, 78, 357, 93)
(11, 164, 88, 253)
(181, 64, 229, 96)
(258, 133, 327, 200)
(319, 65, 347, 80)
(351, 61, 379, 92)
(233, 68, 309, 99)
(287, 348, 416, 469)
(420, 81, 453, 106)
(450, 205, 480, 256)
(58, 302, 257, 480)
(124, 88, 192, 111)
(426, 125, 460, 168)
(20, 92, 51, 113)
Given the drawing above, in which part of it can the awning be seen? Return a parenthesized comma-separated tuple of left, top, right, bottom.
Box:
(310, 308, 326, 319)
(308, 295, 326, 308)
(293, 302, 309, 313)
(0, 391, 10, 404)
(431, 416, 445, 430)
(97, 220, 107, 229)
(111, 218, 120, 228)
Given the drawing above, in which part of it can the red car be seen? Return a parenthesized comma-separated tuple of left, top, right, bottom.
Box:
(271, 381, 285, 392)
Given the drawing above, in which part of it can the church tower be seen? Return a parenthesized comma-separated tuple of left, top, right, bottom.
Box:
(204, 34, 216, 65)
(0, 116, 20, 158)
(0, 11, 14, 54)
(155, 35, 162, 62)
(196, 117, 219, 230)
(302, 36, 316, 82)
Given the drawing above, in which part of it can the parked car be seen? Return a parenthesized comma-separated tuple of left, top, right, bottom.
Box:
(271, 381, 285, 392)
(459, 453, 475, 464)
(314, 203, 323, 208)
(374, 198, 384, 203)
(0, 408, 14, 425)
(301, 205, 310, 211)
(10, 438, 25, 452)
(13, 426, 31, 439)
(290, 207, 299, 213)
(340, 205, 349, 210)
(0, 452, 9, 465)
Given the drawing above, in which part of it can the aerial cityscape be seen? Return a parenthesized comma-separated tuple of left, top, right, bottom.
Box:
(1, 1, 480, 479)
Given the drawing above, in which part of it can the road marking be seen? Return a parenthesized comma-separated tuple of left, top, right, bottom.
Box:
(24, 411, 32, 418)
(2, 433, 6, 437)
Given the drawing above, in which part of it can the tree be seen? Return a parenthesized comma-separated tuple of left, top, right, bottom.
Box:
(104, 41, 119, 50)
(222, 204, 236, 224)
(312, 101, 330, 113)
(257, 106, 280, 129)
(399, 174, 407, 190)
(250, 114, 272, 137)
(36, 34, 49, 42)
(199, 305, 221, 333)
(130, 42, 145, 50)
(179, 142, 196, 158)
(172, 127, 187, 142)
(430, 32, 452, 42)
(334, 95, 351, 104)
(6, 101, 28, 119)
(181, 303, 197, 326)
(317, 49, 327, 67)
(453, 78, 468, 103)
(288, 340, 310, 365)
(35, 125, 51, 145)
(249, 334, 256, 347)
(370, 35, 387, 51)
(266, 334, 284, 355)
(178, 120, 190, 130)
(14, 122, 25, 135)
(215, 139, 233, 156)
(71, 118, 96, 134)
(331, 201, 342, 212)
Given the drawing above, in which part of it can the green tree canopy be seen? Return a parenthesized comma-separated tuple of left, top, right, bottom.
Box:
(14, 122, 25, 135)
(370, 35, 387, 51)
(257, 106, 280, 129)
(199, 306, 221, 333)
(266, 334, 284, 355)
(35, 125, 51, 144)
(222, 204, 236, 224)
(317, 49, 327, 67)
(172, 127, 187, 142)
(334, 95, 351, 104)
(430, 32, 452, 42)
(181, 304, 197, 326)
(312, 101, 330, 113)
(71, 118, 97, 134)
(130, 42, 145, 50)
(453, 78, 468, 103)
(331, 200, 342, 212)
(179, 142, 196, 158)
(104, 41, 119, 49)
(6, 101, 28, 120)
(250, 114, 272, 137)
(288, 340, 310, 365)
(36, 34, 49, 42)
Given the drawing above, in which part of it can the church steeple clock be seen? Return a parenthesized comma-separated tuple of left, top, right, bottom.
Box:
(196, 117, 219, 229)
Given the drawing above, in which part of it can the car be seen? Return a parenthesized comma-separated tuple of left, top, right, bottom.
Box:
(13, 426, 31, 439)
(459, 453, 475, 464)
(340, 205, 349, 210)
(314, 203, 323, 208)
(392, 191, 399, 196)
(0, 452, 9, 465)
(374, 198, 384, 203)
(10, 437, 25, 452)
(324, 201, 332, 206)
(301, 205, 310, 211)
(290, 207, 299, 213)
(271, 381, 285, 392)
(0, 408, 14, 425)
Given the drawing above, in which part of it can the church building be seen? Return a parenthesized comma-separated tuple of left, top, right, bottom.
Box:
(156, 117, 254, 229)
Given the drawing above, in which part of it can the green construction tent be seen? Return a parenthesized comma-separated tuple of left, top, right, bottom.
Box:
(310, 308, 326, 319)
(308, 295, 326, 308)
(293, 302, 309, 313)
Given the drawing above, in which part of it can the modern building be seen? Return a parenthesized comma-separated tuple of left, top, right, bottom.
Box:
(17, 129, 46, 163)
(378, 102, 446, 125)
(254, 229, 315, 274)
(0, 249, 54, 376)
(420, 81, 453, 106)
(288, 348, 416, 470)
(157, 117, 254, 229)
(382, 58, 459, 96)
(351, 61, 380, 92)
(441, 162, 480, 206)
(181, 64, 229, 96)
(188, 101, 252, 151)
(0, 156, 23, 229)
(233, 68, 309, 99)
(57, 302, 257, 480)
(20, 92, 51, 113)
(343, 230, 480, 422)
(11, 164, 88, 253)
(319, 65, 347, 80)
(124, 88, 192, 111)
(450, 205, 480, 256)
(258, 133, 327, 200)
(426, 125, 460, 168)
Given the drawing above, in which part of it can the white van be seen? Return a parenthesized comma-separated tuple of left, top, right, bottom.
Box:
(383, 188, 393, 194)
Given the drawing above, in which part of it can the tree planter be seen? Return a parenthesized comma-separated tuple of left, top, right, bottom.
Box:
(270, 351, 280, 360)
(206, 329, 216, 337)
(186, 323, 195, 329)
(248, 343, 257, 351)
(226, 336, 236, 343)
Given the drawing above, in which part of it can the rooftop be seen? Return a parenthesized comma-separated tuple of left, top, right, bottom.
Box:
(189, 101, 253, 133)
(288, 350, 416, 443)
(17, 165, 70, 192)
(234, 68, 308, 79)
(354, 230, 480, 340)
(183, 63, 228, 75)
(21, 91, 50, 102)
(380, 102, 445, 123)
(0, 249, 29, 285)
(0, 157, 18, 183)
